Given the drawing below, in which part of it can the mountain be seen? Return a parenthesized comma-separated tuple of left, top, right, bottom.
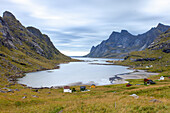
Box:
(148, 28, 170, 53)
(86, 23, 170, 58)
(117, 28, 170, 73)
(0, 11, 71, 76)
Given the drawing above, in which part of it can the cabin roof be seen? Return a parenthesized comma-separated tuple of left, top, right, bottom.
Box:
(64, 86, 70, 89)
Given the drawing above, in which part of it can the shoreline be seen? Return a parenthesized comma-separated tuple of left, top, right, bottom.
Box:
(114, 69, 159, 80)
(12, 59, 160, 89)
(108, 69, 159, 85)
(17, 69, 159, 89)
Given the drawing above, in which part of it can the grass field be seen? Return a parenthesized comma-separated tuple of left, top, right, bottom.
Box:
(0, 74, 170, 113)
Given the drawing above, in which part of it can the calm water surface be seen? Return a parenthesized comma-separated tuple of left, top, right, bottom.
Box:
(18, 57, 134, 88)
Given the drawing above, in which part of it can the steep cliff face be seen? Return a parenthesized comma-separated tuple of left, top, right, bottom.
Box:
(0, 11, 71, 75)
(148, 28, 170, 53)
(86, 23, 170, 58)
(121, 28, 170, 73)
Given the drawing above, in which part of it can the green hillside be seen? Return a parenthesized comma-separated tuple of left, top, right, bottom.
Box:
(0, 11, 71, 79)
(114, 28, 170, 76)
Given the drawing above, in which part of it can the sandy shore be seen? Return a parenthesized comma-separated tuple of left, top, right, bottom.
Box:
(109, 70, 159, 85)
(118, 70, 159, 79)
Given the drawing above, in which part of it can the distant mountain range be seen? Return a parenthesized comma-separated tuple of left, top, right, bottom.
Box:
(0, 11, 71, 75)
(86, 23, 170, 58)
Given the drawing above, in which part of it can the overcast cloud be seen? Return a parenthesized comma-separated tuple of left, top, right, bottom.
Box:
(0, 0, 170, 56)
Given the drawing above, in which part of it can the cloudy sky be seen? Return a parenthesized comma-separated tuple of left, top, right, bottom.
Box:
(0, 0, 170, 56)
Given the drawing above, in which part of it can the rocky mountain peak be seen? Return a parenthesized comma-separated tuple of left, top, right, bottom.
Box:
(0, 11, 71, 61)
(27, 26, 43, 39)
(121, 30, 129, 34)
(157, 23, 164, 28)
(3, 11, 16, 20)
(86, 23, 170, 58)
(120, 30, 133, 36)
(156, 23, 170, 32)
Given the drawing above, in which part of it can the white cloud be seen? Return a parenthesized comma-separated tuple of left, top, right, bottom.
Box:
(1, 0, 170, 56)
(61, 51, 88, 56)
(143, 0, 170, 14)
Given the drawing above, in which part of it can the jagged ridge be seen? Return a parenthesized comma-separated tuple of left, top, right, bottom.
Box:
(86, 23, 170, 58)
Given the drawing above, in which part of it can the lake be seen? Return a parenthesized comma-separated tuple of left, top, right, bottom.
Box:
(18, 57, 134, 88)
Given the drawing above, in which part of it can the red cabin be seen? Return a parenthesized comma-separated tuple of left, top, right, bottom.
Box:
(144, 78, 149, 82)
(126, 83, 132, 87)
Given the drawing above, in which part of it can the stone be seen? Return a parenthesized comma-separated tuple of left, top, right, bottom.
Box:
(0, 90, 6, 93)
(130, 94, 139, 99)
(15, 89, 20, 91)
(149, 99, 162, 103)
(32, 95, 38, 98)
(22, 96, 27, 99)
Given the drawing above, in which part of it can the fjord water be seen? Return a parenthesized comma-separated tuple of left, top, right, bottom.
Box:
(18, 57, 134, 88)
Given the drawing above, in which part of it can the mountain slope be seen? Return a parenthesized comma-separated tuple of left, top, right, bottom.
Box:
(115, 28, 170, 74)
(86, 23, 170, 58)
(0, 11, 71, 77)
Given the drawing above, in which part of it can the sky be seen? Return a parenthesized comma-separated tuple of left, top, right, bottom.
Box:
(0, 0, 170, 56)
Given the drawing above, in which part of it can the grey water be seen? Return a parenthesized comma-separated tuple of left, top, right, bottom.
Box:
(18, 57, 134, 88)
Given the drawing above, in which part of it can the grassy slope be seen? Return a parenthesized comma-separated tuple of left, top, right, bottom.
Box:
(0, 78, 169, 113)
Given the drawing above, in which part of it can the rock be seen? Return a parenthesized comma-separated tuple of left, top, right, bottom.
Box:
(5, 83, 15, 87)
(32, 89, 38, 92)
(22, 96, 27, 99)
(2, 88, 9, 90)
(134, 58, 156, 62)
(3, 11, 16, 20)
(7, 89, 14, 93)
(0, 90, 6, 93)
(109, 75, 123, 83)
(15, 89, 20, 91)
(130, 94, 139, 99)
(0, 53, 5, 57)
(149, 99, 162, 103)
(32, 95, 38, 98)
(163, 49, 170, 53)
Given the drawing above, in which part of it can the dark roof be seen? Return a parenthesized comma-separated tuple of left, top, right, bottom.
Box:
(80, 86, 86, 88)
(64, 86, 70, 89)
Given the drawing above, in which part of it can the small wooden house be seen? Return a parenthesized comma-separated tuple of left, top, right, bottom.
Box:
(91, 84, 96, 88)
(126, 83, 132, 87)
(63, 86, 72, 93)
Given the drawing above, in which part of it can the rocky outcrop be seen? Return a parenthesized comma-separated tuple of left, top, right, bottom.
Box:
(0, 11, 70, 60)
(0, 11, 71, 76)
(86, 23, 170, 58)
(148, 28, 170, 53)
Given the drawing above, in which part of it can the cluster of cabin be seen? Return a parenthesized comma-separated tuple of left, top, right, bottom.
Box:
(63, 76, 166, 93)
(63, 84, 95, 93)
